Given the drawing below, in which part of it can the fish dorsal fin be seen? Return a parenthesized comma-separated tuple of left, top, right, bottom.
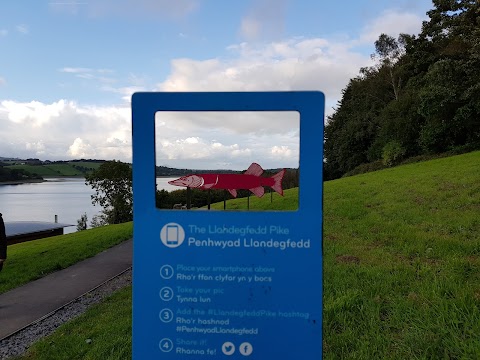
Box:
(244, 163, 263, 177)
(249, 186, 265, 198)
(228, 189, 238, 198)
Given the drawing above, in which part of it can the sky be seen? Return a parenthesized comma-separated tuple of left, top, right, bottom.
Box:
(0, 0, 434, 170)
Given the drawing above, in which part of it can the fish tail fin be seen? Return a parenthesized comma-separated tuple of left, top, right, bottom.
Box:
(270, 169, 285, 196)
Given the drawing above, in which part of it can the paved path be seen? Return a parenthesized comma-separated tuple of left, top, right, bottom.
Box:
(0, 239, 132, 339)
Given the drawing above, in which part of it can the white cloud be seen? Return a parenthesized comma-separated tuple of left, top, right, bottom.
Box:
(68, 138, 96, 158)
(157, 136, 255, 169)
(0, 35, 366, 167)
(59, 67, 145, 102)
(158, 38, 370, 117)
(0, 100, 132, 161)
(1, 8, 427, 169)
(101, 85, 146, 103)
(26, 141, 46, 155)
(271, 145, 293, 158)
(0, 77, 6, 86)
(76, 73, 95, 80)
(184, 137, 199, 144)
(59, 67, 93, 74)
(158, 9, 425, 118)
(153, 111, 299, 169)
(106, 137, 128, 147)
(62, 67, 115, 74)
(16, 24, 29, 34)
(2, 100, 66, 127)
(359, 10, 426, 44)
(59, 67, 115, 82)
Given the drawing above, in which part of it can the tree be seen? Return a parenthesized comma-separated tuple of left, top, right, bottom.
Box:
(382, 140, 406, 166)
(415, 0, 480, 152)
(76, 213, 88, 231)
(90, 214, 108, 228)
(324, 71, 391, 177)
(324, 1, 480, 179)
(371, 33, 410, 100)
(85, 160, 133, 225)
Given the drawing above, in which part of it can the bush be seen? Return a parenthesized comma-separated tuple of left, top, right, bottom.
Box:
(382, 140, 406, 166)
(343, 160, 386, 177)
(76, 213, 88, 231)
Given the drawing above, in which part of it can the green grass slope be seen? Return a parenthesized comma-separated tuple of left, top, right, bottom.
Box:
(5, 161, 101, 177)
(68, 161, 102, 171)
(0, 222, 133, 295)
(13, 151, 480, 359)
(208, 187, 298, 210)
(323, 150, 480, 359)
(5, 165, 60, 177)
(15, 287, 132, 360)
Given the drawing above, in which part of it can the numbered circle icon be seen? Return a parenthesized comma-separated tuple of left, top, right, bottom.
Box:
(159, 287, 174, 301)
(239, 342, 253, 356)
(160, 223, 185, 248)
(159, 338, 173, 353)
(160, 265, 174, 279)
(159, 309, 174, 323)
(222, 342, 235, 356)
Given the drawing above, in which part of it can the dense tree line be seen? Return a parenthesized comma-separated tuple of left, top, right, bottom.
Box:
(156, 166, 240, 177)
(0, 165, 42, 182)
(324, 0, 480, 179)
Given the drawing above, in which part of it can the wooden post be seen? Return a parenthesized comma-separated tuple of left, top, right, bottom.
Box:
(223, 190, 226, 210)
(271, 189, 273, 203)
(208, 189, 211, 210)
(247, 193, 250, 210)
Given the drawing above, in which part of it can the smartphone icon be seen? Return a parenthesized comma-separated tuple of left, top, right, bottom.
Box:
(166, 225, 179, 245)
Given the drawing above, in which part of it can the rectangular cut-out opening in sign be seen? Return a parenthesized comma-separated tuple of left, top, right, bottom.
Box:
(154, 111, 299, 211)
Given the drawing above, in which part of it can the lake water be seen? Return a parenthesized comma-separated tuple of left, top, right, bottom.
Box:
(0, 177, 179, 233)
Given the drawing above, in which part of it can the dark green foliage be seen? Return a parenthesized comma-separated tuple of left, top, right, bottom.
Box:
(85, 161, 133, 224)
(156, 188, 230, 209)
(76, 213, 88, 231)
(382, 140, 406, 166)
(324, 1, 480, 178)
(156, 166, 239, 176)
(0, 165, 43, 182)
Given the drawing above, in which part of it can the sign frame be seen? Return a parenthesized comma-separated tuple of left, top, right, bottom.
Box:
(132, 91, 324, 359)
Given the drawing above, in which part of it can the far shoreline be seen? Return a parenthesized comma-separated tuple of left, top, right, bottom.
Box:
(0, 179, 46, 186)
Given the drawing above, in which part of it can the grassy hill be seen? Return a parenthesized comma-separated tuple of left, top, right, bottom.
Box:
(323, 150, 480, 359)
(0, 222, 133, 295)
(11, 151, 480, 359)
(207, 187, 298, 210)
(4, 161, 102, 177)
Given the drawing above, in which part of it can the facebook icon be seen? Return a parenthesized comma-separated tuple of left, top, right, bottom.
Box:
(239, 342, 253, 356)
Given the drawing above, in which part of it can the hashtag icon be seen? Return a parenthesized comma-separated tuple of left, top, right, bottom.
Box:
(176, 326, 182, 332)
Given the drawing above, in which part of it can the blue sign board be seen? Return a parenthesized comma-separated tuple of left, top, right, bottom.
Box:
(132, 92, 324, 359)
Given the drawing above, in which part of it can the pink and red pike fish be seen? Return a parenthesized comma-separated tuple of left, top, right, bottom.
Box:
(168, 163, 285, 198)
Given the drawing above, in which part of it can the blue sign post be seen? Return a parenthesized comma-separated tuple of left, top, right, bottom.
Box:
(132, 92, 324, 359)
